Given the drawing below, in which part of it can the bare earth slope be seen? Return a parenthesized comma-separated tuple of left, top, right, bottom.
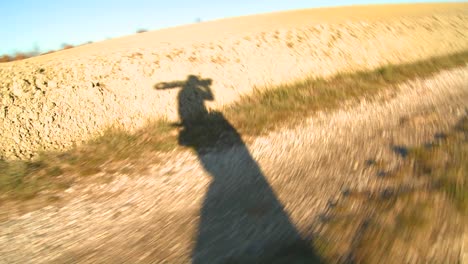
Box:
(1, 65, 466, 263)
(1, 3, 467, 159)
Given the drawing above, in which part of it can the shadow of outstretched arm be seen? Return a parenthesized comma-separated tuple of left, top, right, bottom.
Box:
(154, 81, 186, 90)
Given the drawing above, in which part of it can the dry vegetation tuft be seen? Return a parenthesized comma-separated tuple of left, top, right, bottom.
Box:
(314, 116, 467, 263)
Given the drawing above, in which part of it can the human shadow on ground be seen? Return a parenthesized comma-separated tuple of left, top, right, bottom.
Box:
(155, 75, 321, 263)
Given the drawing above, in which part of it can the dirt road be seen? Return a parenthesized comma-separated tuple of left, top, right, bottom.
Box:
(1, 65, 466, 263)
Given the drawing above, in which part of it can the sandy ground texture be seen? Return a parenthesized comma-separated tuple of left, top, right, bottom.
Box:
(1, 3, 467, 159)
(1, 64, 467, 263)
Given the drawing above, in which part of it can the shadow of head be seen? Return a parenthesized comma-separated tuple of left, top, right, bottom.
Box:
(187, 75, 212, 87)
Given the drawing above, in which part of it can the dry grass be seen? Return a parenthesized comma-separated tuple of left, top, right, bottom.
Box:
(314, 116, 467, 263)
(0, 50, 467, 201)
(226, 50, 468, 136)
(0, 120, 175, 200)
(410, 117, 468, 213)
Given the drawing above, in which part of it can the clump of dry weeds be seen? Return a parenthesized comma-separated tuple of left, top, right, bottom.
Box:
(314, 116, 467, 263)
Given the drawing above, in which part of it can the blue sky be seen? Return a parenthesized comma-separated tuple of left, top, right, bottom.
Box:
(1, 0, 460, 55)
